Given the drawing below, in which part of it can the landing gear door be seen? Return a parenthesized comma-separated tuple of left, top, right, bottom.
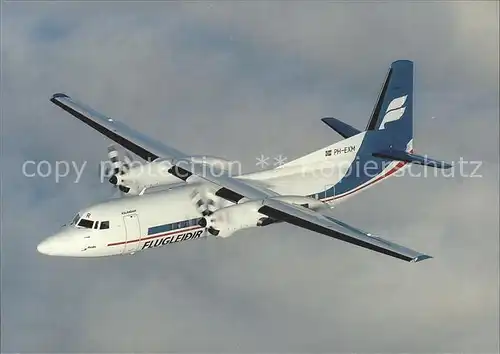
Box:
(123, 214, 141, 254)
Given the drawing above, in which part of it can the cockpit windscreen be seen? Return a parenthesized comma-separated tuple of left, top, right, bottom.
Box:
(78, 218, 94, 228)
(71, 213, 110, 230)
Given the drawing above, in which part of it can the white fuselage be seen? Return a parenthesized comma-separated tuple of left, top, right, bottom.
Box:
(51, 185, 212, 257)
(37, 133, 403, 257)
(37, 173, 337, 257)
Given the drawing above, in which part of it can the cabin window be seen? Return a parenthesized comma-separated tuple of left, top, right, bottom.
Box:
(189, 218, 199, 226)
(100, 221, 110, 229)
(148, 223, 171, 235)
(78, 219, 94, 229)
(93, 221, 99, 229)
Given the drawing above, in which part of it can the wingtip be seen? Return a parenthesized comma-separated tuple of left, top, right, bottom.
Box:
(411, 254, 433, 263)
(51, 93, 69, 100)
(432, 161, 453, 169)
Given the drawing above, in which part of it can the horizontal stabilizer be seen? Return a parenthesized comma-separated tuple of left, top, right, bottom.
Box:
(373, 149, 452, 169)
(321, 117, 361, 139)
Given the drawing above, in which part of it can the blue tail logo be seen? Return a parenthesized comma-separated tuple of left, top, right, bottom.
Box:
(379, 94, 408, 130)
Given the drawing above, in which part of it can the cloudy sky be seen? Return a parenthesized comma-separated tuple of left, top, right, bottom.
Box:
(1, 1, 499, 353)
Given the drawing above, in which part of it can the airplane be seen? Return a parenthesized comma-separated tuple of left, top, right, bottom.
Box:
(37, 60, 451, 262)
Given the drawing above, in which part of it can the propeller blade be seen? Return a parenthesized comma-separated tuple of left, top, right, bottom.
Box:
(122, 150, 134, 173)
(190, 188, 217, 217)
(189, 186, 227, 238)
(107, 145, 122, 175)
(101, 144, 130, 198)
(119, 185, 130, 193)
(98, 162, 112, 181)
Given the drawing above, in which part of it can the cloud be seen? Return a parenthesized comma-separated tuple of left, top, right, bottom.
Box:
(1, 1, 498, 353)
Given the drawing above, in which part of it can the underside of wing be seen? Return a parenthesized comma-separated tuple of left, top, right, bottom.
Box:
(258, 198, 431, 263)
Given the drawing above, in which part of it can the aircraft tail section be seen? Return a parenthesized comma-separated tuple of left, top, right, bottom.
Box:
(365, 60, 414, 152)
(362, 60, 450, 169)
(283, 60, 415, 169)
(280, 60, 450, 203)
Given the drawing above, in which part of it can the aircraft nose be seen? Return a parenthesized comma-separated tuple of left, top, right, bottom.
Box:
(37, 232, 81, 256)
(37, 236, 60, 255)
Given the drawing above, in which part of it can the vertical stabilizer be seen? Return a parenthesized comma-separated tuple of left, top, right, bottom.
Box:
(365, 60, 414, 152)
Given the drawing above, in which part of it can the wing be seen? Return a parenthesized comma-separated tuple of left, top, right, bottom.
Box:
(51, 93, 432, 262)
(258, 199, 431, 263)
(50, 93, 280, 201)
(50, 93, 187, 162)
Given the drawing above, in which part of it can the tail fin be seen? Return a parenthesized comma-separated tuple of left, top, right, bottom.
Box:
(366, 60, 451, 169)
(365, 60, 413, 152)
(282, 60, 451, 172)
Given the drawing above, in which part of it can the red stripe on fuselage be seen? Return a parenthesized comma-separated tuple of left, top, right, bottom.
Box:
(322, 161, 406, 203)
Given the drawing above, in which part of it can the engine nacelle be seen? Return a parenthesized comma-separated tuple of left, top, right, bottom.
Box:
(200, 200, 265, 238)
(200, 196, 328, 238)
(117, 159, 179, 195)
(116, 156, 239, 195)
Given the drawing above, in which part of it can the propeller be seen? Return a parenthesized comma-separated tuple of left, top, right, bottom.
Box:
(99, 145, 134, 196)
(121, 150, 134, 174)
(189, 187, 225, 237)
